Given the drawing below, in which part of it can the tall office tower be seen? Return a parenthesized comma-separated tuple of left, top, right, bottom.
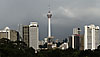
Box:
(23, 25, 29, 47)
(18, 24, 23, 41)
(69, 28, 81, 50)
(0, 27, 18, 41)
(73, 28, 81, 35)
(69, 35, 80, 50)
(23, 22, 39, 52)
(29, 22, 39, 51)
(84, 24, 100, 50)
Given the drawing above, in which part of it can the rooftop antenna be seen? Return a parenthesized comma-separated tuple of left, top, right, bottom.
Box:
(48, 0, 51, 11)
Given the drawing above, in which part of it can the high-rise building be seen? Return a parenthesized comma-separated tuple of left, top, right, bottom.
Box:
(69, 28, 81, 50)
(69, 35, 80, 50)
(84, 24, 100, 50)
(0, 27, 18, 41)
(18, 24, 23, 41)
(23, 22, 39, 51)
(23, 25, 29, 47)
(29, 22, 39, 50)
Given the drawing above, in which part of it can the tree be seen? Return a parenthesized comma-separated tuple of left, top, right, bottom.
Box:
(0, 38, 35, 57)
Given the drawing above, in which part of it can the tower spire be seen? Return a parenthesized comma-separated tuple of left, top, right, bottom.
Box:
(47, 0, 54, 49)
(47, 0, 52, 37)
(48, 0, 51, 11)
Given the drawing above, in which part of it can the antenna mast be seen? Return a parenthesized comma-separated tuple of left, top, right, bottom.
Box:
(48, 0, 50, 10)
(47, 0, 54, 49)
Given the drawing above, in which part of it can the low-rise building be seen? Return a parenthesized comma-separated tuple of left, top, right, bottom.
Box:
(0, 27, 18, 41)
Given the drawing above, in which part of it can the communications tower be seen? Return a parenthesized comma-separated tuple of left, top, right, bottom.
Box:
(47, 1, 54, 48)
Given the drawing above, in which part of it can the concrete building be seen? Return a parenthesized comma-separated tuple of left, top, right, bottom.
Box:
(73, 28, 81, 35)
(59, 43, 68, 50)
(84, 24, 100, 50)
(80, 35, 84, 50)
(29, 22, 39, 50)
(18, 24, 23, 41)
(23, 25, 29, 46)
(44, 38, 48, 43)
(39, 40, 45, 46)
(23, 22, 39, 51)
(0, 27, 18, 41)
(69, 28, 81, 50)
(69, 35, 80, 50)
(52, 44, 57, 48)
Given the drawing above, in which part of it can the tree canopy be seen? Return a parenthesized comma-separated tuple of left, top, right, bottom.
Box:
(0, 38, 100, 57)
(0, 38, 35, 57)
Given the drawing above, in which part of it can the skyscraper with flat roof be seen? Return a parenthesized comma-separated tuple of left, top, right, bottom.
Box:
(29, 22, 39, 50)
(23, 22, 39, 53)
(84, 24, 99, 50)
(23, 25, 29, 47)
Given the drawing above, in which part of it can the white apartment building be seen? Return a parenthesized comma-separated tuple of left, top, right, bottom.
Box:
(84, 24, 99, 50)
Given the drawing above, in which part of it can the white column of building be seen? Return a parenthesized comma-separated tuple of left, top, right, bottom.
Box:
(5, 27, 10, 40)
(48, 18, 51, 37)
(47, 11, 52, 38)
(84, 26, 87, 50)
(8, 30, 10, 40)
(72, 35, 74, 48)
(37, 27, 39, 50)
(91, 27, 95, 50)
(93, 28, 95, 49)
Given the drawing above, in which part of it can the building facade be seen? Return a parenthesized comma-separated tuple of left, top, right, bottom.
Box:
(18, 24, 23, 41)
(69, 28, 81, 50)
(73, 28, 81, 35)
(23, 25, 29, 46)
(59, 43, 68, 50)
(69, 35, 80, 50)
(23, 22, 39, 51)
(84, 24, 100, 50)
(80, 35, 84, 50)
(0, 27, 18, 41)
(29, 22, 39, 50)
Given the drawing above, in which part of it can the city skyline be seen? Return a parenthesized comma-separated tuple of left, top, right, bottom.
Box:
(0, 0, 100, 40)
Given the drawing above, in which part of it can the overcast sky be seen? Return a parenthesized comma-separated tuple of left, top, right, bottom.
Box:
(0, 0, 100, 40)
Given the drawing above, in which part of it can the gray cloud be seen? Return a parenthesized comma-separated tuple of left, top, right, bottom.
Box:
(0, 0, 100, 40)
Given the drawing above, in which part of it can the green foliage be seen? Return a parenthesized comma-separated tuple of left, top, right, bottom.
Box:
(37, 48, 100, 57)
(0, 38, 35, 57)
(1, 38, 100, 57)
(37, 48, 80, 57)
